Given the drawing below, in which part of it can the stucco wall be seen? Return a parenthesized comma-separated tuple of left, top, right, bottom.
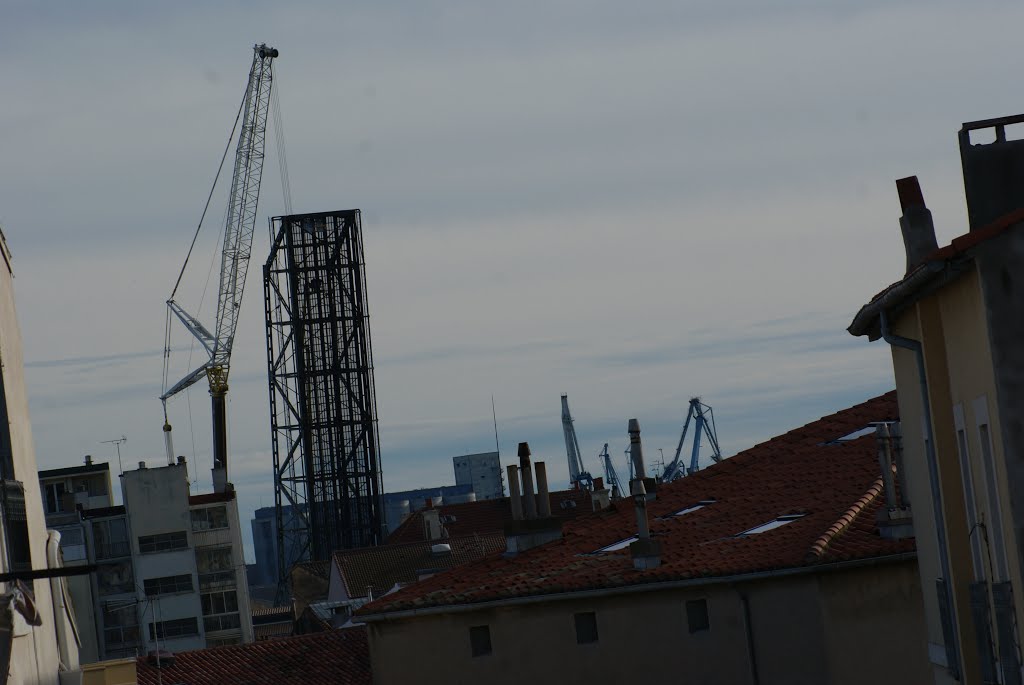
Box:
(367, 561, 928, 685)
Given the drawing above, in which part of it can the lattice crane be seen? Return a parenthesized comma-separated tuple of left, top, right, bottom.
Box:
(661, 397, 722, 482)
(561, 394, 594, 490)
(161, 44, 279, 481)
(598, 443, 622, 498)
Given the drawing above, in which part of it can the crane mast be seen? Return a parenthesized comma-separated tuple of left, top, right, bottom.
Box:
(661, 397, 722, 482)
(161, 44, 279, 482)
(561, 394, 594, 490)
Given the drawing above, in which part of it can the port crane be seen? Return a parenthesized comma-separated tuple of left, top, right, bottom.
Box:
(598, 443, 623, 498)
(160, 44, 279, 479)
(561, 394, 594, 490)
(661, 397, 722, 482)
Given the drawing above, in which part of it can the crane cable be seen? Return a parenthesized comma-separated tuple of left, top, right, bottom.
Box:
(161, 79, 249, 418)
(271, 70, 293, 217)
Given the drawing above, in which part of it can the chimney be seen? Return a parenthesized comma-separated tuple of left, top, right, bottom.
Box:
(507, 464, 523, 521)
(138, 461, 146, 470)
(212, 459, 227, 494)
(628, 419, 646, 477)
(84, 455, 92, 466)
(960, 114, 1024, 230)
(518, 443, 537, 520)
(896, 176, 938, 273)
(628, 479, 661, 569)
(535, 462, 552, 518)
(628, 419, 657, 500)
(422, 508, 443, 540)
(874, 422, 913, 539)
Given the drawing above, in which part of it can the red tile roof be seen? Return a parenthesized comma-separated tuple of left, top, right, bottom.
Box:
(334, 533, 505, 600)
(387, 489, 592, 544)
(360, 392, 911, 616)
(136, 627, 369, 685)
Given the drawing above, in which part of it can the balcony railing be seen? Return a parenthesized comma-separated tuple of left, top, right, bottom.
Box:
(96, 541, 131, 560)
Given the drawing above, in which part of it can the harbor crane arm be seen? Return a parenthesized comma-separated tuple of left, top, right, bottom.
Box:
(662, 397, 723, 482)
(161, 44, 278, 477)
(561, 394, 594, 490)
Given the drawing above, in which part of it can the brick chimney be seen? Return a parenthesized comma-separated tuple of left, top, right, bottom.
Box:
(896, 176, 938, 273)
(504, 442, 562, 556)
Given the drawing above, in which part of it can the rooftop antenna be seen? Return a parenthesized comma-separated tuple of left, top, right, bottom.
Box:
(101, 435, 127, 475)
(492, 395, 504, 496)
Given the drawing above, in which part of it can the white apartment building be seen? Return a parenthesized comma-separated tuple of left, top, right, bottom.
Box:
(42, 458, 254, 662)
(452, 452, 504, 500)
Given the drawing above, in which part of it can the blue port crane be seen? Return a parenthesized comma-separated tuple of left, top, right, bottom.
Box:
(561, 394, 594, 490)
(661, 397, 722, 482)
(598, 443, 623, 498)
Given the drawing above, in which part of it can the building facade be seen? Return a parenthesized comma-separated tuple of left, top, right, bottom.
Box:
(453, 452, 503, 501)
(44, 459, 254, 662)
(850, 114, 1024, 685)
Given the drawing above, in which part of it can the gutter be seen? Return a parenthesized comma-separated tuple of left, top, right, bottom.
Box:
(879, 311, 962, 678)
(358, 552, 917, 622)
(848, 261, 945, 340)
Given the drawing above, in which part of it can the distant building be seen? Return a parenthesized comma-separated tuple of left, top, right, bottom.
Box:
(360, 394, 931, 684)
(41, 458, 255, 661)
(452, 451, 503, 500)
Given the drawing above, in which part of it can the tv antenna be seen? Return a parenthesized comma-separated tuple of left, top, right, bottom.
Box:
(101, 435, 127, 475)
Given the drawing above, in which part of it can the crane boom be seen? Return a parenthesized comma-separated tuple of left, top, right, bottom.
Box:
(561, 394, 594, 490)
(161, 44, 279, 481)
(599, 443, 622, 499)
(662, 397, 722, 482)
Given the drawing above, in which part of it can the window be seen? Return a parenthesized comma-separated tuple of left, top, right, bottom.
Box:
(469, 625, 492, 657)
(954, 405, 985, 579)
(44, 481, 66, 514)
(102, 602, 139, 647)
(93, 518, 130, 560)
(978, 422, 1009, 581)
(736, 514, 805, 536)
(144, 574, 193, 596)
(97, 561, 135, 596)
(686, 599, 709, 633)
(149, 617, 199, 641)
(207, 635, 241, 647)
(663, 500, 716, 518)
(574, 612, 599, 644)
(196, 546, 235, 589)
(57, 526, 86, 562)
(191, 506, 229, 532)
(592, 535, 639, 554)
(138, 531, 188, 554)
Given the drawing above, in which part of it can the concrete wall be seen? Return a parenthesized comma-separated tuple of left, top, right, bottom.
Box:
(367, 561, 929, 685)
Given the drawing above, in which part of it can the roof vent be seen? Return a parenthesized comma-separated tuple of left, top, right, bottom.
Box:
(146, 649, 175, 668)
(431, 543, 452, 556)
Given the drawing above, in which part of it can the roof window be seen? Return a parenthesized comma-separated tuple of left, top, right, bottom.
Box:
(827, 426, 875, 444)
(592, 535, 638, 553)
(737, 514, 805, 536)
(663, 500, 716, 518)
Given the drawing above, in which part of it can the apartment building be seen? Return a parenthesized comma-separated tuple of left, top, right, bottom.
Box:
(41, 458, 254, 662)
(849, 114, 1024, 685)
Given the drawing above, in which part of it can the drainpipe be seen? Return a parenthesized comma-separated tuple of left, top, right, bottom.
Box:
(880, 310, 961, 678)
(738, 591, 760, 685)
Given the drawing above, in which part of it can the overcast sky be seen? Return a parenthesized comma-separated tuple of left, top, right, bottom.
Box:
(2, 0, 1019, 563)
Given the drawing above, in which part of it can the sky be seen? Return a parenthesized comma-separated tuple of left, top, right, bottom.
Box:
(2, 0, 1020, 563)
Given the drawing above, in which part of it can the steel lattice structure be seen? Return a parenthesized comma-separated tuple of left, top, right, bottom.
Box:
(264, 210, 384, 586)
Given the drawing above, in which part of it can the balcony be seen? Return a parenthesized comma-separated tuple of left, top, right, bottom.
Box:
(96, 541, 131, 560)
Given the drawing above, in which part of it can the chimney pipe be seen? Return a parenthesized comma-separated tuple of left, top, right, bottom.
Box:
(632, 479, 650, 541)
(876, 423, 898, 510)
(628, 419, 645, 479)
(507, 464, 523, 521)
(535, 462, 552, 518)
(84, 455, 92, 466)
(519, 443, 537, 520)
(896, 176, 938, 274)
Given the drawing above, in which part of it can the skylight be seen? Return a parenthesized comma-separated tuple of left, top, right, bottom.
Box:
(737, 514, 805, 536)
(592, 535, 639, 553)
(664, 499, 717, 518)
(830, 426, 876, 443)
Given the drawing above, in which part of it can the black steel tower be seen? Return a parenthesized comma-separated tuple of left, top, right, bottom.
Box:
(264, 210, 384, 588)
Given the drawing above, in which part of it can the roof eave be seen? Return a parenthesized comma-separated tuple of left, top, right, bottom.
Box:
(848, 260, 967, 340)
(358, 551, 917, 623)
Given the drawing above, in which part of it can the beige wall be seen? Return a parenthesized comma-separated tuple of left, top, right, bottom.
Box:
(888, 266, 1023, 684)
(0, 236, 76, 683)
(367, 561, 928, 685)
